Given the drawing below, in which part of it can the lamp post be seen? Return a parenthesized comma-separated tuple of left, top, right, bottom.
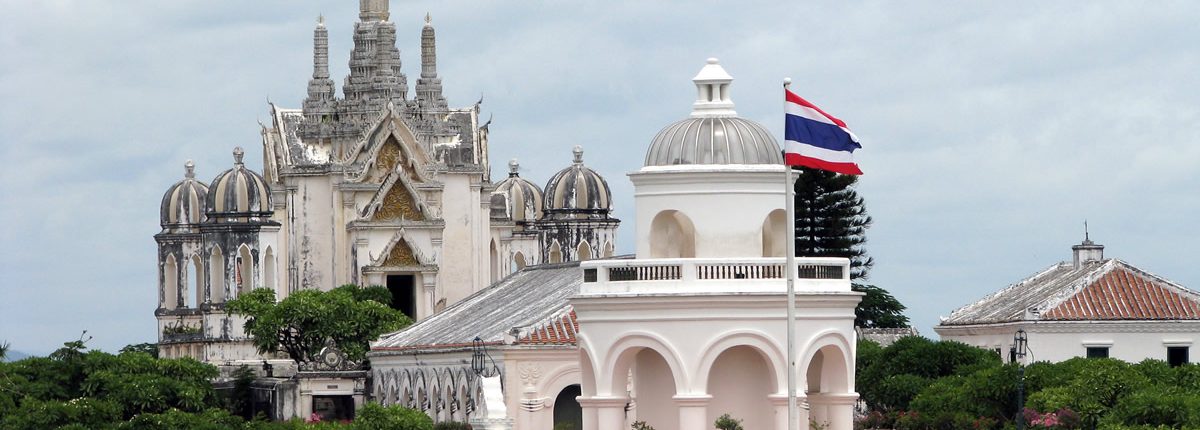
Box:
(471, 337, 486, 376)
(1014, 329, 1028, 430)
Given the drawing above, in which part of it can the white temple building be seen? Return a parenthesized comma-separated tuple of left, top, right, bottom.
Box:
(371, 58, 862, 430)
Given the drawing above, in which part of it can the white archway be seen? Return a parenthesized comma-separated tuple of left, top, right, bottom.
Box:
(236, 244, 253, 297)
(263, 246, 275, 292)
(577, 240, 592, 261)
(189, 254, 204, 306)
(513, 251, 527, 272)
(761, 208, 788, 257)
(803, 333, 856, 430)
(549, 241, 563, 264)
(490, 240, 500, 283)
(209, 246, 225, 303)
(706, 346, 774, 429)
(650, 210, 696, 258)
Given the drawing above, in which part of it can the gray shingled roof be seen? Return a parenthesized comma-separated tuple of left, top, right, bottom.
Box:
(941, 260, 1107, 325)
(371, 262, 582, 351)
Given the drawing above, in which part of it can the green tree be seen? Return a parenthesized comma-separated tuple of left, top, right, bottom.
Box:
(792, 166, 873, 279)
(120, 342, 160, 359)
(0, 341, 8, 361)
(857, 336, 1000, 411)
(227, 284, 412, 363)
(851, 284, 910, 328)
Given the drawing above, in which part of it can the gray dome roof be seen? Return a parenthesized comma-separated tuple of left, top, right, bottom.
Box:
(644, 58, 782, 167)
(494, 159, 544, 222)
(206, 147, 273, 221)
(160, 160, 208, 227)
(645, 116, 781, 166)
(544, 146, 612, 217)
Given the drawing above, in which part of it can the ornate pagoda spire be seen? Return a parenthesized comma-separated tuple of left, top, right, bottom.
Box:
(302, 16, 337, 119)
(415, 13, 447, 111)
(343, 0, 408, 125)
(359, 0, 389, 22)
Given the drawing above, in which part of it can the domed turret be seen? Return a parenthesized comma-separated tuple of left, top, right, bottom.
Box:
(206, 147, 273, 222)
(493, 159, 544, 222)
(543, 146, 612, 219)
(644, 58, 782, 166)
(160, 160, 209, 228)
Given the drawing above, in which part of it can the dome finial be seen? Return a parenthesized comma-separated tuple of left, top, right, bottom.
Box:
(691, 57, 736, 118)
(425, 12, 432, 26)
(233, 147, 245, 166)
(508, 159, 520, 177)
(184, 160, 195, 179)
(572, 146, 584, 164)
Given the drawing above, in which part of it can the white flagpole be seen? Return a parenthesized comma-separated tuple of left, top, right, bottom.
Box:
(783, 77, 799, 430)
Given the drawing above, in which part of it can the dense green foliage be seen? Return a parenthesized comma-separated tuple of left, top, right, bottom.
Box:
(856, 338, 1200, 430)
(226, 284, 412, 363)
(432, 422, 473, 430)
(851, 284, 910, 328)
(714, 414, 744, 430)
(792, 166, 873, 280)
(119, 343, 159, 359)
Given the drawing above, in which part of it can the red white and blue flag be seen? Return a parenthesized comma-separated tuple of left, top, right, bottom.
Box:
(784, 89, 863, 175)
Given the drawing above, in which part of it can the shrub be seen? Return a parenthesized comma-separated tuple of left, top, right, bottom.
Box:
(433, 422, 473, 430)
(631, 421, 656, 430)
(351, 403, 433, 430)
(1104, 386, 1200, 428)
(715, 414, 744, 430)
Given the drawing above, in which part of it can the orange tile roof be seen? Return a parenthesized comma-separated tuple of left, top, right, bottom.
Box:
(518, 310, 578, 345)
(1044, 267, 1200, 320)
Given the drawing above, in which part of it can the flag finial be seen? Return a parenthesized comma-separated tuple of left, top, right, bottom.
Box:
(783, 77, 792, 89)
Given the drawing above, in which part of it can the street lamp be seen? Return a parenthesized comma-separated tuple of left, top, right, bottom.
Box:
(1013, 329, 1028, 430)
(471, 337, 486, 376)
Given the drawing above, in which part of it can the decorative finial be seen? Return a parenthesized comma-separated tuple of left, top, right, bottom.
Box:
(184, 160, 195, 179)
(318, 14, 325, 26)
(1084, 220, 1090, 241)
(425, 12, 432, 25)
(572, 145, 584, 164)
(508, 159, 520, 177)
(707, 57, 719, 65)
(233, 147, 245, 166)
(783, 77, 792, 89)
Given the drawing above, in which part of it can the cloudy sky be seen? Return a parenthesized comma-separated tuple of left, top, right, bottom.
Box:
(2, 1, 1198, 355)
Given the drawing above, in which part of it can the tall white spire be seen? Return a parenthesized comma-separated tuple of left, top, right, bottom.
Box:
(415, 13, 447, 110)
(691, 58, 736, 118)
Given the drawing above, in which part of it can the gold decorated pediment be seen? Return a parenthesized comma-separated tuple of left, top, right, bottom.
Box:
(383, 237, 419, 266)
(376, 182, 425, 221)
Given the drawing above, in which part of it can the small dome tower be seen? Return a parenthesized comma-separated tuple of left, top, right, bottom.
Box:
(534, 146, 619, 263)
(206, 147, 274, 223)
(160, 160, 209, 231)
(493, 159, 544, 223)
(631, 58, 788, 259)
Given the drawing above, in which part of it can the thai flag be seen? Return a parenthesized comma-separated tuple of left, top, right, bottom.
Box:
(784, 89, 863, 175)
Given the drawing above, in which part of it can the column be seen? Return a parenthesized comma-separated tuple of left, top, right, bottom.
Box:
(807, 394, 829, 430)
(823, 393, 859, 430)
(578, 396, 627, 430)
(674, 395, 711, 430)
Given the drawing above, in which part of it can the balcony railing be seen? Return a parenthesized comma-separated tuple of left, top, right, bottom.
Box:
(579, 257, 851, 295)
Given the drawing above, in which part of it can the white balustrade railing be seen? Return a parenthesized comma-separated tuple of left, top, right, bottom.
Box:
(579, 257, 851, 295)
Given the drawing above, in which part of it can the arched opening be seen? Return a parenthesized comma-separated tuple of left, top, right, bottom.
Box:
(603, 241, 614, 258)
(577, 240, 592, 261)
(190, 255, 204, 306)
(706, 346, 775, 430)
(553, 384, 583, 430)
(237, 245, 253, 297)
(263, 247, 275, 292)
(163, 254, 178, 310)
(761, 208, 788, 257)
(549, 241, 563, 264)
(209, 247, 225, 303)
(621, 348, 678, 430)
(490, 240, 500, 283)
(650, 210, 696, 258)
(805, 344, 852, 428)
(182, 257, 197, 308)
(513, 251, 527, 273)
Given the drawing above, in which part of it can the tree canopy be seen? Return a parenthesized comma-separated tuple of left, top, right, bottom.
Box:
(851, 284, 910, 328)
(226, 284, 412, 363)
(792, 166, 873, 280)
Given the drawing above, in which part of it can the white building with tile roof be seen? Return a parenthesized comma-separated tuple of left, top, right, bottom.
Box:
(935, 237, 1200, 366)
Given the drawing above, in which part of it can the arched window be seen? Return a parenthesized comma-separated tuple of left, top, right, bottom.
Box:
(603, 241, 614, 258)
(650, 210, 696, 258)
(263, 247, 276, 292)
(163, 254, 178, 310)
(237, 245, 254, 297)
(209, 246, 225, 303)
(490, 240, 500, 283)
(761, 208, 788, 257)
(577, 240, 592, 261)
(513, 251, 527, 272)
(553, 385, 583, 430)
(189, 255, 204, 306)
(548, 241, 563, 264)
(185, 256, 199, 308)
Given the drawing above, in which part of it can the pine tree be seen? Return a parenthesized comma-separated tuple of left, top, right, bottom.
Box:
(793, 166, 874, 279)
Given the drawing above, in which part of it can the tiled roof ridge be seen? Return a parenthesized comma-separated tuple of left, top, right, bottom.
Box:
(945, 261, 1072, 320)
(516, 306, 578, 345)
(1037, 259, 1119, 316)
(1042, 259, 1200, 320)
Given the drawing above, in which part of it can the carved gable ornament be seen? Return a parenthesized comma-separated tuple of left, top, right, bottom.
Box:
(377, 181, 425, 221)
(383, 236, 420, 267)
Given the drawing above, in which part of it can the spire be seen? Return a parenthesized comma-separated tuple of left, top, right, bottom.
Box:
(1071, 226, 1105, 268)
(690, 57, 736, 118)
(359, 0, 389, 22)
(415, 13, 448, 111)
(572, 146, 584, 165)
(302, 16, 337, 121)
